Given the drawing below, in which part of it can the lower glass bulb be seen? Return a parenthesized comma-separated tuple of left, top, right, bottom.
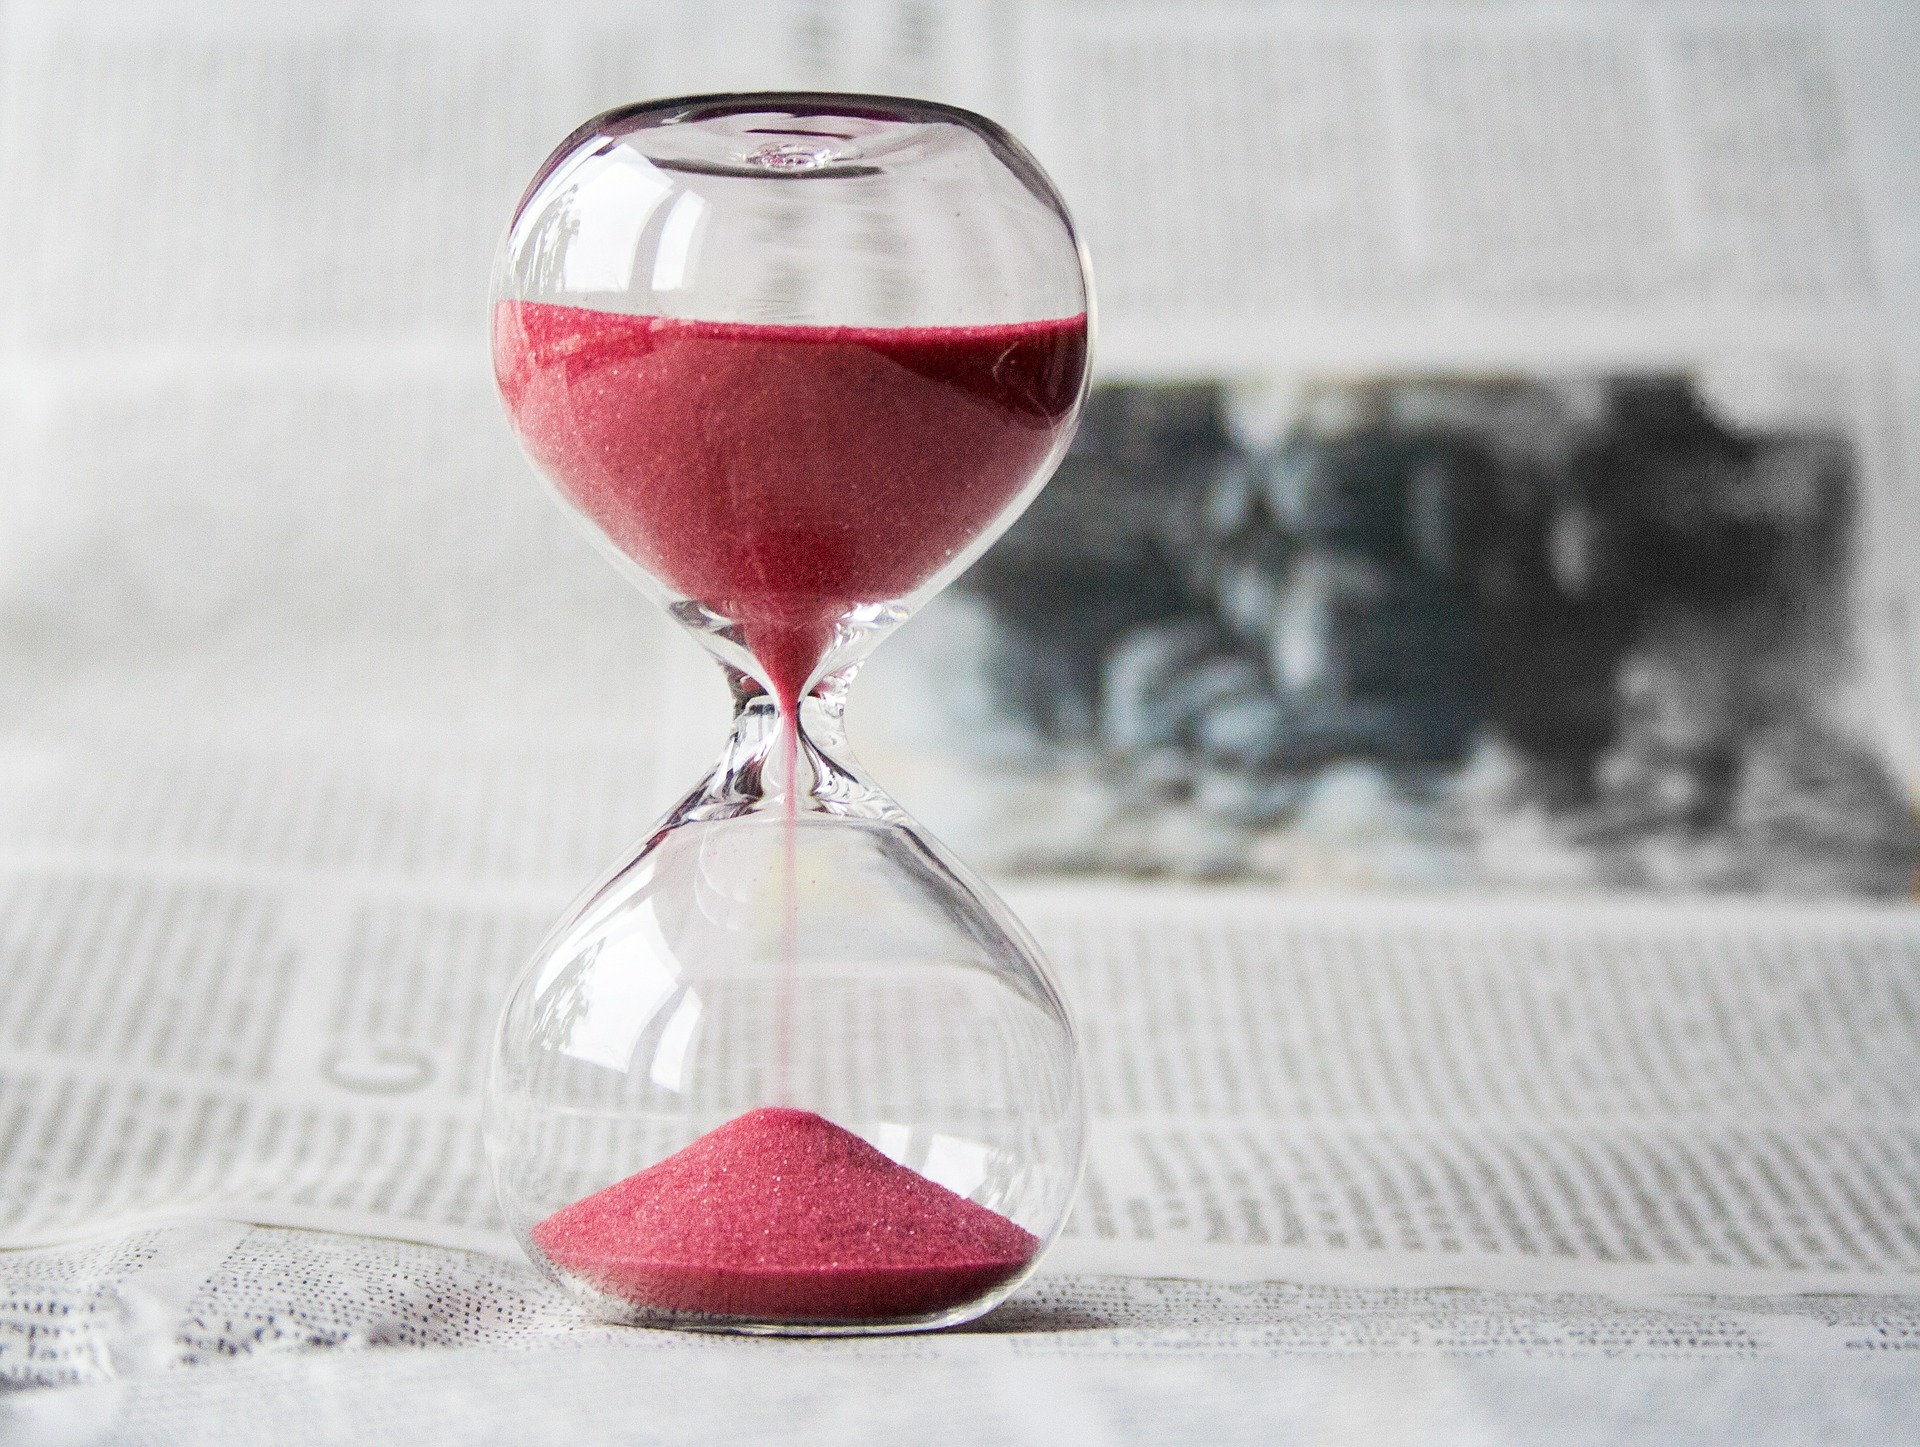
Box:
(484, 682, 1086, 1333)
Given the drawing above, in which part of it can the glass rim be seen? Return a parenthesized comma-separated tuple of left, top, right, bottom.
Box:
(513, 89, 1070, 225)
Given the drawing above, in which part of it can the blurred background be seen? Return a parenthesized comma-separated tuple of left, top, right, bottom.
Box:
(3, 0, 1918, 899)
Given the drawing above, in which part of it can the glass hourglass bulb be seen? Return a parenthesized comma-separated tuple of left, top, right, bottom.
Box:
(483, 94, 1093, 1334)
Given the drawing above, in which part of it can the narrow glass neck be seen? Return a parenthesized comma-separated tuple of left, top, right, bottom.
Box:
(680, 665, 895, 823)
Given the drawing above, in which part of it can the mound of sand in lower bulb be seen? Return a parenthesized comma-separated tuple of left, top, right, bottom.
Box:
(530, 1107, 1039, 1322)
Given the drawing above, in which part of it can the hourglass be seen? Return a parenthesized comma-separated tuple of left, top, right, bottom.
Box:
(483, 94, 1092, 1333)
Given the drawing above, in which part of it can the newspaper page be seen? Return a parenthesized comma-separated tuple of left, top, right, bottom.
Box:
(6, 838, 1920, 1414)
(854, 0, 1920, 893)
(9, 1302, 1920, 1447)
(3, 0, 1920, 1436)
(4, 799, 1920, 1280)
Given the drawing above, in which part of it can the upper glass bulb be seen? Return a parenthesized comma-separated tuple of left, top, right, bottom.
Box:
(491, 92, 1091, 705)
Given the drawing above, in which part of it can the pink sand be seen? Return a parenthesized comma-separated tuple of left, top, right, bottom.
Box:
(531, 1107, 1038, 1321)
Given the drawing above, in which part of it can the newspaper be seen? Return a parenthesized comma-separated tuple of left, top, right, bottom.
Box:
(5, 807, 1920, 1330)
(6, 829, 1920, 1432)
(3, 0, 1920, 1439)
(8, 1279, 1919, 1447)
(849, 0, 1920, 888)
(8, 1231, 1920, 1447)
